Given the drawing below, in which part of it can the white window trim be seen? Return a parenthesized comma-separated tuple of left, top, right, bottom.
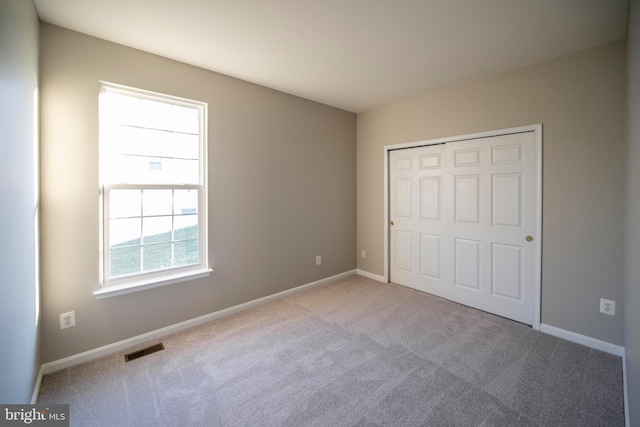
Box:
(94, 268, 213, 299)
(96, 82, 210, 298)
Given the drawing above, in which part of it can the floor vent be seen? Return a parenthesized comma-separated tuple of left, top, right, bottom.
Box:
(124, 343, 165, 362)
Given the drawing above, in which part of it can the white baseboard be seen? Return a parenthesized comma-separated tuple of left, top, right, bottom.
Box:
(356, 269, 386, 283)
(539, 323, 625, 357)
(37, 269, 357, 381)
(31, 366, 44, 404)
(623, 350, 630, 427)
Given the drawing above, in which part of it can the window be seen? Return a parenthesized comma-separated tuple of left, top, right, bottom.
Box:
(96, 82, 210, 297)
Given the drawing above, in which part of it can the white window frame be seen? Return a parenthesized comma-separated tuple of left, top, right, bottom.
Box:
(95, 82, 211, 299)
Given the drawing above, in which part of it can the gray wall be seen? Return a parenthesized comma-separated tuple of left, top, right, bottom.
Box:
(0, 0, 40, 403)
(626, 0, 640, 424)
(357, 41, 626, 345)
(39, 24, 356, 362)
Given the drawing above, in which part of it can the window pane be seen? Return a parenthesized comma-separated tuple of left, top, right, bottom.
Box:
(101, 92, 199, 134)
(109, 218, 141, 247)
(110, 246, 141, 277)
(174, 215, 197, 240)
(142, 189, 172, 216)
(174, 240, 198, 266)
(102, 154, 199, 184)
(135, 98, 199, 134)
(100, 125, 199, 161)
(100, 92, 136, 127)
(142, 243, 172, 272)
(153, 158, 199, 184)
(174, 189, 198, 215)
(109, 189, 141, 219)
(143, 216, 172, 244)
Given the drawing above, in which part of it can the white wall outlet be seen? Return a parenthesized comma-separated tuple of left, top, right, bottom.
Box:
(60, 311, 76, 329)
(599, 298, 616, 316)
(361, 250, 366, 258)
(316, 255, 322, 266)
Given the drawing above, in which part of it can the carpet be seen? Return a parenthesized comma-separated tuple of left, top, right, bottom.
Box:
(38, 275, 625, 426)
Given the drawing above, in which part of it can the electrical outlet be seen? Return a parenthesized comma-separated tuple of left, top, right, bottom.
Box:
(316, 255, 322, 266)
(60, 311, 76, 329)
(361, 250, 366, 258)
(599, 299, 616, 316)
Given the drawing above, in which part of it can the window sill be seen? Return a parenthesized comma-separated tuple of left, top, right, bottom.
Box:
(93, 268, 213, 300)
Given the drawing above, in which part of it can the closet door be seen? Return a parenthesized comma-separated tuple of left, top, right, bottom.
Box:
(390, 131, 538, 325)
(390, 143, 451, 299)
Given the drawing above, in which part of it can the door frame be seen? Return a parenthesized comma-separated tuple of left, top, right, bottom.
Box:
(383, 124, 542, 330)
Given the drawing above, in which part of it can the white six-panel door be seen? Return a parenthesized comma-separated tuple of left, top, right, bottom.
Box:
(389, 129, 539, 325)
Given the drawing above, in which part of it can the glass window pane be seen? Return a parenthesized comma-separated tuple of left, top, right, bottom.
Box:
(161, 132, 199, 159)
(104, 155, 199, 184)
(143, 216, 172, 244)
(101, 93, 199, 134)
(174, 189, 198, 215)
(109, 218, 141, 247)
(142, 189, 172, 216)
(109, 189, 141, 219)
(148, 158, 199, 184)
(164, 104, 199, 134)
(142, 243, 172, 272)
(174, 240, 198, 267)
(100, 92, 138, 127)
(100, 154, 138, 183)
(110, 246, 141, 277)
(101, 125, 199, 160)
(138, 99, 199, 134)
(174, 215, 197, 241)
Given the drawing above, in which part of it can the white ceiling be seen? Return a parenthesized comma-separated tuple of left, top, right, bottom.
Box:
(34, 0, 628, 113)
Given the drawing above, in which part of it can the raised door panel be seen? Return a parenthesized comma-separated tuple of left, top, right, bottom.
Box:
(492, 174, 522, 228)
(455, 238, 480, 290)
(420, 177, 440, 220)
(492, 144, 523, 165)
(420, 153, 441, 169)
(454, 175, 480, 224)
(394, 178, 412, 218)
(420, 234, 440, 280)
(455, 148, 480, 167)
(395, 231, 412, 272)
(492, 243, 523, 301)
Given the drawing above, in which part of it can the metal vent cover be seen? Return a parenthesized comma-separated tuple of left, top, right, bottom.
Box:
(124, 343, 165, 362)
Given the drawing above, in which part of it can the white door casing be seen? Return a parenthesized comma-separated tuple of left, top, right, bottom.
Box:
(386, 125, 541, 327)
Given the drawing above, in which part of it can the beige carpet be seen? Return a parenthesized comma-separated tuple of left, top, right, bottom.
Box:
(38, 275, 625, 426)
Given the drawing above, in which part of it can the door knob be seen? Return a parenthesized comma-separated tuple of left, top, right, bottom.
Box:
(526, 235, 533, 242)
(390, 221, 395, 226)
